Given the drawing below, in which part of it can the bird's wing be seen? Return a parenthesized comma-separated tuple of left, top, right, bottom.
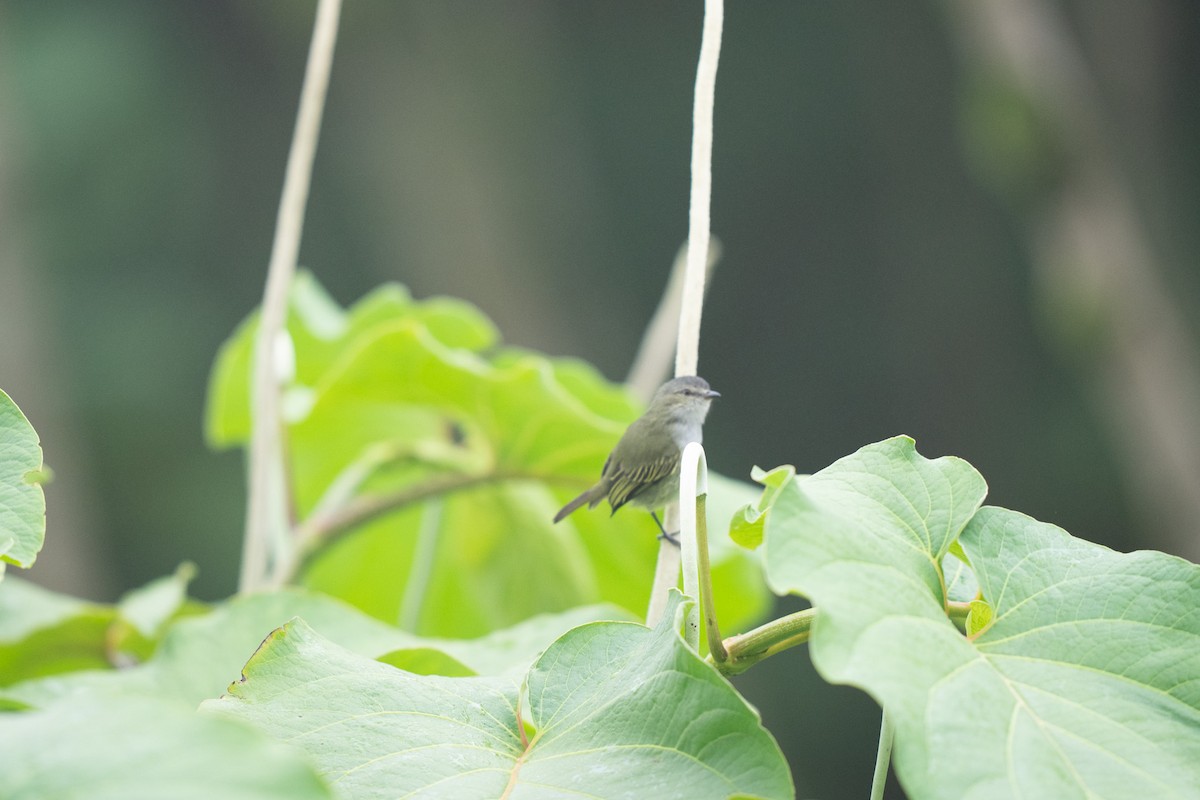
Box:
(605, 450, 680, 512)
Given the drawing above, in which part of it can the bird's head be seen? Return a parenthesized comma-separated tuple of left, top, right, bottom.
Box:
(651, 375, 720, 420)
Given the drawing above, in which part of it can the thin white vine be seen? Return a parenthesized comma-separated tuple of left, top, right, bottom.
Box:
(241, 0, 343, 592)
(647, 0, 724, 626)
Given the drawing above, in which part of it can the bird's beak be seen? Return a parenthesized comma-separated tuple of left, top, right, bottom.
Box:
(706, 389, 721, 399)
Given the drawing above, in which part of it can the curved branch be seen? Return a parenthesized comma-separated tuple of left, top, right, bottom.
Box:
(286, 470, 588, 582)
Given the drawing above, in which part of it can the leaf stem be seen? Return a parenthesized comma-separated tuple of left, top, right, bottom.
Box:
(870, 711, 895, 800)
(696, 493, 727, 663)
(711, 599, 971, 677)
(241, 0, 342, 593)
(712, 608, 816, 675)
(286, 470, 587, 582)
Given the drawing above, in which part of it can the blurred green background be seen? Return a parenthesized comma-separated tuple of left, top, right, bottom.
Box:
(2, 2, 1198, 797)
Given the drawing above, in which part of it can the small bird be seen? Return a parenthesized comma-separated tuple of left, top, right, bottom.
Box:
(553, 375, 720, 539)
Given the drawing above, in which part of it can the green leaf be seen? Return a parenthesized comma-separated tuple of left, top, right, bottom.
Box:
(2, 589, 407, 708)
(204, 274, 499, 447)
(117, 562, 197, 638)
(730, 464, 796, 550)
(4, 589, 631, 708)
(951, 508, 1200, 796)
(964, 598, 993, 637)
(207, 275, 770, 637)
(109, 562, 200, 662)
(290, 314, 767, 635)
(0, 577, 116, 685)
(407, 602, 637, 677)
(943, 551, 979, 603)
(0, 388, 46, 571)
(0, 568, 205, 687)
(0, 695, 331, 800)
(376, 647, 477, 677)
(763, 436, 987, 605)
(203, 592, 793, 799)
(703, 472, 774, 629)
(763, 436, 1200, 799)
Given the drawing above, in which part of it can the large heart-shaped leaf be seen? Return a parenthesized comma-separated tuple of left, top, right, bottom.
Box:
(3, 587, 628, 710)
(0, 695, 331, 800)
(762, 436, 1200, 799)
(207, 276, 770, 637)
(204, 592, 793, 800)
(948, 507, 1200, 797)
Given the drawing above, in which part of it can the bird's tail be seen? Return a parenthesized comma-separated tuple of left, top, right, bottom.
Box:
(553, 484, 606, 523)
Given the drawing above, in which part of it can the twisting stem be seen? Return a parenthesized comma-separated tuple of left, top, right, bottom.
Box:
(712, 608, 816, 675)
(870, 711, 895, 800)
(241, 0, 343, 593)
(647, 0, 724, 628)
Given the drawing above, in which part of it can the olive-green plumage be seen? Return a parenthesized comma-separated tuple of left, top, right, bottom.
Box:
(553, 376, 719, 524)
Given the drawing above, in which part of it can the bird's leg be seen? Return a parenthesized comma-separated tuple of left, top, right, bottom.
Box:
(650, 511, 680, 547)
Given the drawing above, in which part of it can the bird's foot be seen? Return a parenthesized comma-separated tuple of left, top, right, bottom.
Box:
(649, 512, 681, 547)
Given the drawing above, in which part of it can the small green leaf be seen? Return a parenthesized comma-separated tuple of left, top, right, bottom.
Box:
(117, 561, 197, 639)
(23, 465, 53, 486)
(0, 695, 331, 800)
(965, 598, 993, 638)
(0, 389, 46, 571)
(729, 510, 765, 550)
(204, 592, 793, 799)
(750, 463, 798, 489)
(731, 464, 797, 550)
(109, 562, 200, 662)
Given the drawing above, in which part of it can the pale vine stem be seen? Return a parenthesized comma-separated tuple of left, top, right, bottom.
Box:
(626, 237, 722, 404)
(870, 712, 896, 800)
(645, 0, 724, 628)
(240, 0, 343, 593)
